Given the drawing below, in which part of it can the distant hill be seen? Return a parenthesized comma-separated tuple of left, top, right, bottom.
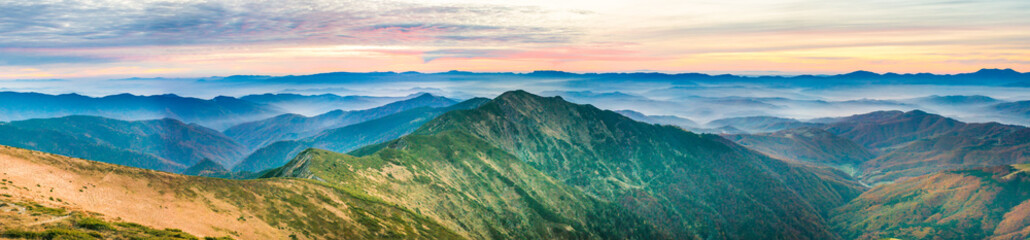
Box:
(239, 93, 415, 116)
(907, 95, 1000, 105)
(707, 116, 822, 133)
(0, 145, 459, 239)
(994, 100, 1030, 122)
(823, 110, 963, 151)
(223, 93, 458, 150)
(182, 158, 228, 176)
(762, 110, 1030, 185)
(0, 116, 246, 173)
(615, 110, 700, 129)
(860, 122, 1029, 184)
(234, 97, 490, 172)
(727, 127, 875, 167)
(0, 92, 284, 130)
(832, 165, 1030, 240)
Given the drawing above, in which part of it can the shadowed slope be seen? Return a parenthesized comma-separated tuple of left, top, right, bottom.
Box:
(0, 116, 247, 172)
(234, 98, 489, 172)
(224, 93, 458, 150)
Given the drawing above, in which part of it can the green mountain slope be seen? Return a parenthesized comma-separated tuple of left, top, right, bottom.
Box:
(269, 133, 663, 239)
(0, 145, 460, 240)
(832, 165, 1030, 240)
(224, 93, 458, 150)
(234, 98, 489, 173)
(283, 90, 864, 239)
(0, 116, 247, 172)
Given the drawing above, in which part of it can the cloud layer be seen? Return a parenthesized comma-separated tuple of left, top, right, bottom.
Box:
(1, 0, 1028, 78)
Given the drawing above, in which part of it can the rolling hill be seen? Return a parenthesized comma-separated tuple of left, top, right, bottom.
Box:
(223, 93, 458, 150)
(234, 98, 490, 173)
(726, 127, 875, 167)
(832, 165, 1030, 240)
(822, 110, 963, 151)
(707, 116, 822, 133)
(858, 122, 1030, 184)
(0, 116, 247, 173)
(615, 109, 700, 129)
(239, 93, 416, 116)
(0, 92, 284, 130)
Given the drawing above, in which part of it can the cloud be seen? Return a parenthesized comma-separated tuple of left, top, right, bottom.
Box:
(0, 50, 116, 66)
(0, 0, 581, 48)
(423, 49, 518, 62)
(422, 47, 661, 63)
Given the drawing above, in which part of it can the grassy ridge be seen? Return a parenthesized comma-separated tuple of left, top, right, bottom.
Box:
(0, 145, 460, 240)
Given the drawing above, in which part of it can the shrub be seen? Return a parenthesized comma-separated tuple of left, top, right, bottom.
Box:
(76, 217, 113, 231)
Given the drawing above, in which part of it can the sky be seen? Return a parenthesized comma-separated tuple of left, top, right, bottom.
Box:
(2, 0, 1029, 80)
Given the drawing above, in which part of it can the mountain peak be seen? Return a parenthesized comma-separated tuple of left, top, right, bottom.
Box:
(973, 68, 1021, 76)
(182, 158, 227, 175)
(840, 70, 881, 78)
(409, 92, 438, 100)
(496, 89, 535, 99)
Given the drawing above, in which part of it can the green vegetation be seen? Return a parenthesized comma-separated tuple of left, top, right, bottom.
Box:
(832, 165, 1030, 239)
(264, 90, 866, 239)
(236, 97, 490, 173)
(0, 144, 461, 240)
(1, 202, 216, 240)
(0, 116, 248, 173)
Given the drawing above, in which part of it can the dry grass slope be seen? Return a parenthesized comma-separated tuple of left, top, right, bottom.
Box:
(0, 145, 460, 240)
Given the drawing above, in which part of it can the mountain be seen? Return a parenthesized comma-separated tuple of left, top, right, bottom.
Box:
(0, 145, 459, 239)
(0, 116, 247, 172)
(615, 110, 700, 129)
(707, 116, 822, 133)
(182, 158, 228, 175)
(995, 100, 1030, 119)
(726, 127, 875, 168)
(234, 97, 490, 173)
(239, 93, 413, 116)
(223, 93, 458, 150)
(908, 95, 1000, 105)
(288, 90, 865, 239)
(0, 92, 283, 130)
(269, 138, 664, 239)
(823, 110, 963, 151)
(859, 122, 1030, 184)
(832, 165, 1030, 240)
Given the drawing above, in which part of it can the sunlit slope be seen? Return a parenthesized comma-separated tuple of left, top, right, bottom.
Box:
(832, 165, 1030, 240)
(296, 90, 865, 239)
(269, 132, 663, 239)
(0, 145, 459, 240)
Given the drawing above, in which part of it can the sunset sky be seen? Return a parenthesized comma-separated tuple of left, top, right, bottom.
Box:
(2, 0, 1029, 79)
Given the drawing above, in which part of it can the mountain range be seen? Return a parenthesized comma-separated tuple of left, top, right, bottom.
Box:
(3, 87, 1030, 239)
(223, 93, 458, 151)
(0, 92, 284, 130)
(233, 97, 490, 172)
(0, 116, 246, 172)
